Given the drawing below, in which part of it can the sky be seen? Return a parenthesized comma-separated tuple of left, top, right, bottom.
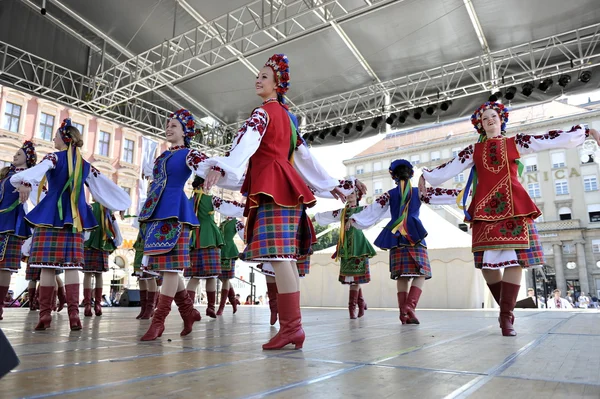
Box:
(307, 133, 384, 214)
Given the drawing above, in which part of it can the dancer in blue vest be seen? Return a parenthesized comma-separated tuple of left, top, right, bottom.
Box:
(11, 119, 130, 331)
(347, 159, 459, 324)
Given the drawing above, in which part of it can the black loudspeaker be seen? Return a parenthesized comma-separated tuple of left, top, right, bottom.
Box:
(119, 289, 141, 307)
(0, 329, 19, 378)
(515, 297, 537, 309)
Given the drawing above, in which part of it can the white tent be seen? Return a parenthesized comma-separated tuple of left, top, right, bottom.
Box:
(301, 205, 488, 309)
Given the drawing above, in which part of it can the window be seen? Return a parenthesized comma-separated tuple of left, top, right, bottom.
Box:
(551, 152, 566, 168)
(38, 112, 55, 141)
(122, 138, 135, 164)
(559, 206, 572, 220)
(527, 182, 541, 198)
(121, 187, 133, 216)
(430, 151, 441, 161)
(72, 122, 84, 136)
(584, 175, 598, 192)
(3, 102, 21, 133)
(1, 160, 11, 168)
(562, 243, 575, 254)
(593, 240, 600, 253)
(373, 162, 382, 171)
(97, 131, 111, 157)
(453, 173, 465, 183)
(542, 243, 553, 255)
(356, 165, 364, 175)
(588, 204, 600, 223)
(374, 181, 383, 195)
(410, 155, 420, 165)
(452, 147, 461, 157)
(524, 155, 537, 173)
(555, 180, 569, 195)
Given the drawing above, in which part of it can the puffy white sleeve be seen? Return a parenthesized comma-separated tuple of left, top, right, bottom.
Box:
(212, 196, 245, 218)
(314, 208, 343, 226)
(111, 214, 123, 247)
(420, 187, 461, 205)
(21, 236, 32, 256)
(236, 220, 245, 241)
(350, 192, 391, 230)
(515, 125, 589, 155)
(187, 108, 268, 188)
(421, 144, 475, 186)
(86, 166, 131, 211)
(293, 140, 344, 192)
(10, 153, 56, 188)
(312, 177, 362, 198)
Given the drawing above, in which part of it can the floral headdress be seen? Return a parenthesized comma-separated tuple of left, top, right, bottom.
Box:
(470, 101, 509, 136)
(21, 140, 37, 168)
(169, 109, 196, 147)
(58, 118, 73, 144)
(264, 54, 290, 99)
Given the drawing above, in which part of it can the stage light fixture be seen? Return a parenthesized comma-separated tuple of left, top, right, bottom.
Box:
(440, 100, 452, 111)
(331, 126, 341, 137)
(343, 123, 353, 135)
(413, 107, 424, 120)
(425, 104, 437, 115)
(318, 130, 326, 140)
(355, 120, 365, 132)
(521, 82, 534, 97)
(488, 91, 502, 102)
(370, 116, 383, 129)
(579, 70, 592, 83)
(537, 77, 553, 92)
(386, 113, 397, 125)
(504, 86, 517, 100)
(398, 111, 410, 124)
(558, 74, 571, 87)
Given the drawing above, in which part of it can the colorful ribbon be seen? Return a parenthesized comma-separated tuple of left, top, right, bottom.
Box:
(334, 206, 349, 262)
(58, 145, 84, 232)
(389, 180, 414, 244)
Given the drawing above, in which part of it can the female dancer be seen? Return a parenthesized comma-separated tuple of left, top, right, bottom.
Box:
(420, 101, 600, 336)
(315, 190, 376, 319)
(184, 176, 244, 318)
(347, 159, 459, 324)
(0, 141, 37, 320)
(216, 217, 244, 316)
(11, 119, 130, 330)
(83, 200, 122, 317)
(201, 54, 364, 349)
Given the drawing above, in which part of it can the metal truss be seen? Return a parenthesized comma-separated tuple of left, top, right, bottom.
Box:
(0, 40, 229, 153)
(293, 22, 600, 133)
(88, 0, 395, 109)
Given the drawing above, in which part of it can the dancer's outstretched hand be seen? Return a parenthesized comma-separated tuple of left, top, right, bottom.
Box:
(355, 179, 367, 195)
(330, 187, 346, 202)
(418, 175, 426, 198)
(15, 184, 31, 203)
(590, 128, 600, 147)
(345, 219, 354, 231)
(204, 169, 222, 191)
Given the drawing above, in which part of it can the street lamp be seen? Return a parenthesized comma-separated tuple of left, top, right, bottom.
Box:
(566, 262, 577, 269)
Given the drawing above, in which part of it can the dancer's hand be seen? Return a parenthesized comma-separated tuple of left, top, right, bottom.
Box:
(418, 175, 426, 197)
(119, 210, 125, 220)
(204, 169, 222, 191)
(355, 179, 367, 195)
(590, 128, 600, 147)
(330, 187, 346, 202)
(15, 184, 31, 203)
(345, 219, 354, 231)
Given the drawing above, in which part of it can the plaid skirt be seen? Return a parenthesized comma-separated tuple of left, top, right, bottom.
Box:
(338, 257, 370, 285)
(219, 259, 236, 279)
(147, 225, 190, 273)
(243, 201, 314, 261)
(0, 235, 23, 273)
(185, 247, 221, 278)
(474, 221, 544, 269)
(389, 245, 431, 280)
(83, 248, 109, 273)
(29, 227, 84, 269)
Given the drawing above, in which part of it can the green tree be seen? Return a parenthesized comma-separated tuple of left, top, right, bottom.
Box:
(312, 223, 340, 252)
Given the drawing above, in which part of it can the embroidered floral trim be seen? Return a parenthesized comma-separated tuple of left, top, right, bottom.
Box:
(420, 187, 459, 204)
(483, 191, 508, 215)
(154, 220, 179, 242)
(514, 126, 587, 149)
(332, 209, 340, 218)
(185, 149, 208, 171)
(20, 182, 32, 188)
(212, 197, 244, 209)
(42, 153, 58, 168)
(168, 145, 187, 151)
(458, 145, 474, 163)
(338, 179, 354, 190)
(211, 166, 225, 177)
(235, 221, 244, 231)
(488, 141, 500, 165)
(90, 165, 101, 178)
(499, 218, 523, 237)
(375, 192, 390, 207)
(229, 108, 268, 153)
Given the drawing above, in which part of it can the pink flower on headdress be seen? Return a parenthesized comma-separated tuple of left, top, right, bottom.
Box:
(264, 54, 290, 95)
(471, 101, 509, 135)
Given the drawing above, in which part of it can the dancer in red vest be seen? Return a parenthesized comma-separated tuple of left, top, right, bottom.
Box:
(201, 54, 364, 349)
(421, 101, 600, 336)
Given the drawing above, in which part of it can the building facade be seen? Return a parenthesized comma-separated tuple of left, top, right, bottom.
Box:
(344, 101, 600, 300)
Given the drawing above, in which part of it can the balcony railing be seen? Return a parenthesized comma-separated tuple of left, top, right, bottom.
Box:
(536, 219, 581, 231)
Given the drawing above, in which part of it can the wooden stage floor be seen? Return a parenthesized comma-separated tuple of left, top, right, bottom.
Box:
(1, 306, 599, 398)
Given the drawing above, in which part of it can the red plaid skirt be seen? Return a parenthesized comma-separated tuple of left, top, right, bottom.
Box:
(473, 221, 545, 269)
(338, 257, 371, 285)
(389, 245, 431, 280)
(0, 234, 23, 273)
(83, 248, 109, 273)
(147, 225, 190, 273)
(243, 201, 315, 261)
(29, 227, 84, 269)
(219, 259, 236, 279)
(185, 247, 221, 278)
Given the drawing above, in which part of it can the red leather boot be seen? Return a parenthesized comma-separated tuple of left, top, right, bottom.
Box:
(262, 292, 305, 350)
(0, 285, 9, 320)
(94, 287, 103, 316)
(348, 290, 358, 319)
(136, 289, 147, 319)
(266, 282, 278, 326)
(206, 291, 217, 318)
(488, 281, 514, 324)
(405, 286, 422, 325)
(357, 287, 367, 318)
(83, 287, 93, 317)
(174, 290, 201, 336)
(141, 291, 156, 319)
(57, 285, 66, 312)
(65, 283, 82, 331)
(499, 282, 519, 337)
(35, 286, 54, 330)
(140, 294, 173, 341)
(397, 292, 408, 324)
(28, 286, 36, 311)
(51, 287, 57, 312)
(216, 289, 228, 316)
(228, 287, 238, 314)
